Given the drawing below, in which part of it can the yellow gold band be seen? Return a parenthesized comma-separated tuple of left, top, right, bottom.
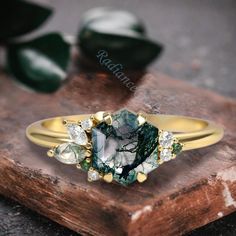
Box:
(26, 113, 224, 151)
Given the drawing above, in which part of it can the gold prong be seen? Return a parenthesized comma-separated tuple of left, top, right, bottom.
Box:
(86, 128, 92, 134)
(159, 130, 163, 135)
(85, 150, 92, 157)
(85, 157, 91, 163)
(103, 113, 112, 125)
(171, 154, 176, 159)
(94, 111, 106, 122)
(137, 112, 146, 126)
(137, 172, 147, 183)
(76, 164, 81, 169)
(90, 115, 96, 125)
(157, 159, 164, 165)
(93, 111, 113, 125)
(86, 142, 92, 149)
(47, 149, 55, 157)
(62, 119, 68, 125)
(87, 177, 93, 182)
(158, 146, 163, 151)
(62, 119, 76, 126)
(173, 138, 178, 143)
(103, 173, 113, 183)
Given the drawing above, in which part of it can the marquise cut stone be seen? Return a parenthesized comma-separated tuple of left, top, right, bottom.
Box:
(67, 124, 88, 145)
(54, 143, 85, 164)
(92, 109, 159, 185)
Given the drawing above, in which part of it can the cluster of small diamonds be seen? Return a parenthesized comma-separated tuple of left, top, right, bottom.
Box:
(158, 130, 182, 163)
(67, 118, 101, 182)
(47, 111, 183, 184)
(48, 117, 102, 182)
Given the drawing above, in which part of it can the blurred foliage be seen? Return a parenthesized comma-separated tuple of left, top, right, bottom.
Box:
(0, 0, 71, 93)
(7, 33, 70, 93)
(0, 0, 52, 42)
(0, 2, 164, 93)
(78, 8, 163, 69)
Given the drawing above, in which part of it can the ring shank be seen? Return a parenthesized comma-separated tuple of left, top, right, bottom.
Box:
(26, 114, 224, 151)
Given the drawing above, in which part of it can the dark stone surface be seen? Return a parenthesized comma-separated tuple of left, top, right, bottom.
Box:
(0, 0, 236, 235)
(0, 195, 77, 236)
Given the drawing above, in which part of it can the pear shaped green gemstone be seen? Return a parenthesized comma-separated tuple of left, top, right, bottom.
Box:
(54, 143, 85, 164)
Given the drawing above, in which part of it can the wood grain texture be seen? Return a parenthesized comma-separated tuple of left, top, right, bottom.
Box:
(0, 71, 235, 236)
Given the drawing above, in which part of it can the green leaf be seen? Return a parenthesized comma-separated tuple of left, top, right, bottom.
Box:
(77, 8, 163, 69)
(0, 0, 52, 41)
(7, 33, 71, 93)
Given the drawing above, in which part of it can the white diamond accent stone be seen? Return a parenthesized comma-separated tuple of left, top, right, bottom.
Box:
(81, 119, 93, 130)
(88, 169, 100, 182)
(54, 143, 85, 164)
(160, 148, 172, 162)
(67, 124, 88, 145)
(159, 131, 173, 148)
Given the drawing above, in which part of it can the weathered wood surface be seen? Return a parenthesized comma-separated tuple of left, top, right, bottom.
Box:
(0, 71, 235, 236)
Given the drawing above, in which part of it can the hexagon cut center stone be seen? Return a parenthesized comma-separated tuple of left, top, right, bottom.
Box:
(92, 109, 159, 185)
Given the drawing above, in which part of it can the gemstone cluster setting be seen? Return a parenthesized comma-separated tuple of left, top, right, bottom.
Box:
(47, 109, 183, 185)
(54, 143, 86, 164)
(158, 130, 183, 163)
(67, 124, 88, 145)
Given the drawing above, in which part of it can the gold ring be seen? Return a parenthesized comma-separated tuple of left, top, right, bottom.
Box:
(26, 109, 224, 186)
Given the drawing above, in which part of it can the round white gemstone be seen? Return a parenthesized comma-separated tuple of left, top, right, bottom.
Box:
(67, 124, 88, 145)
(159, 131, 173, 148)
(160, 148, 172, 162)
(81, 119, 93, 130)
(88, 169, 100, 182)
(54, 143, 85, 164)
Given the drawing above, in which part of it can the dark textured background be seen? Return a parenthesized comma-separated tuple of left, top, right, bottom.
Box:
(0, 0, 236, 235)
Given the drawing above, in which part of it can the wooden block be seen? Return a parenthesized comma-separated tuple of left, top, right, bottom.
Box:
(0, 71, 235, 236)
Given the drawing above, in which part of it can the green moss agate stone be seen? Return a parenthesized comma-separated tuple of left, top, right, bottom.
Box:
(92, 109, 159, 185)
